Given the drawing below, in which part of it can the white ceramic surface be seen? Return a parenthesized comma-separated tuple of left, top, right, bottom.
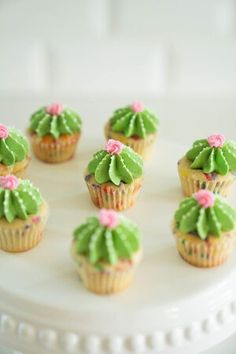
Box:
(0, 136, 236, 354)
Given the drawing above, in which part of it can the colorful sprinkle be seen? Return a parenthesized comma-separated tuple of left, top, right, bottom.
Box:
(204, 173, 212, 181)
(32, 216, 41, 224)
(85, 174, 92, 182)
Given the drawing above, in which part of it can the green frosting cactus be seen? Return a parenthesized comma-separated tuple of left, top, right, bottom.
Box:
(29, 103, 82, 139)
(0, 175, 43, 223)
(186, 134, 236, 175)
(175, 190, 236, 240)
(73, 209, 141, 265)
(109, 102, 159, 139)
(0, 125, 29, 166)
(87, 139, 143, 186)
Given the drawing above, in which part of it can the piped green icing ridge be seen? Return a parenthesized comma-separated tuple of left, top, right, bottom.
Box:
(29, 107, 82, 139)
(0, 128, 29, 166)
(73, 216, 141, 265)
(87, 146, 143, 186)
(109, 105, 159, 138)
(0, 180, 43, 223)
(186, 139, 236, 175)
(175, 195, 236, 240)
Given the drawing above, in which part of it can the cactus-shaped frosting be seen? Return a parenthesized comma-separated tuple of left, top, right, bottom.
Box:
(73, 209, 141, 265)
(109, 102, 159, 138)
(87, 139, 143, 186)
(0, 175, 43, 222)
(0, 124, 29, 166)
(29, 103, 82, 139)
(175, 190, 236, 240)
(186, 134, 236, 175)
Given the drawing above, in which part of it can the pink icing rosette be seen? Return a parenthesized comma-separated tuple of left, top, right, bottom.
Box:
(195, 190, 215, 208)
(0, 124, 9, 139)
(105, 139, 124, 155)
(0, 175, 19, 190)
(46, 103, 64, 116)
(131, 102, 144, 113)
(207, 134, 225, 148)
(99, 209, 119, 229)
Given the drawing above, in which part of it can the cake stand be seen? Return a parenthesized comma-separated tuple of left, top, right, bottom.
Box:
(0, 138, 236, 354)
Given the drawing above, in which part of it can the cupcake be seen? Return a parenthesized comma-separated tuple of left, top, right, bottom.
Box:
(0, 124, 30, 178)
(84, 139, 144, 211)
(29, 103, 82, 163)
(0, 175, 48, 252)
(71, 209, 142, 294)
(173, 189, 236, 267)
(178, 134, 236, 197)
(105, 102, 159, 159)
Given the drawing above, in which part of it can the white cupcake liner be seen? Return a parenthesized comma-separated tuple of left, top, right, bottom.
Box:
(179, 175, 235, 197)
(71, 246, 142, 294)
(85, 173, 143, 211)
(178, 157, 236, 197)
(0, 202, 48, 253)
(174, 226, 235, 267)
(30, 133, 80, 163)
(0, 227, 43, 252)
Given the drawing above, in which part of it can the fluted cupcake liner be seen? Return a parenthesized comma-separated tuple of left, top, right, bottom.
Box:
(84, 173, 143, 211)
(179, 174, 235, 197)
(173, 226, 235, 268)
(72, 248, 142, 295)
(0, 202, 48, 253)
(105, 122, 157, 160)
(30, 133, 80, 163)
(178, 157, 236, 197)
(0, 156, 30, 178)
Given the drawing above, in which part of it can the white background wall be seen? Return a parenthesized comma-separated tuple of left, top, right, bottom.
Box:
(1, 0, 236, 145)
(0, 0, 236, 97)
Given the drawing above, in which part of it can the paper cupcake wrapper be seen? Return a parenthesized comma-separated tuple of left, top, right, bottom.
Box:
(31, 133, 80, 163)
(0, 227, 43, 252)
(105, 123, 157, 160)
(0, 156, 30, 178)
(179, 174, 235, 197)
(72, 252, 141, 295)
(85, 174, 143, 211)
(178, 157, 236, 197)
(174, 228, 235, 268)
(0, 202, 48, 253)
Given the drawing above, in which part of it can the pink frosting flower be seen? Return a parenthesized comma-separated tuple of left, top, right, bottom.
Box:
(0, 175, 19, 190)
(105, 139, 124, 155)
(195, 190, 215, 208)
(0, 124, 9, 139)
(207, 134, 225, 148)
(131, 101, 144, 113)
(99, 209, 119, 229)
(46, 103, 64, 116)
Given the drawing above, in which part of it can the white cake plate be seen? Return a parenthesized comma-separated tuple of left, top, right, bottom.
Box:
(0, 139, 236, 354)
